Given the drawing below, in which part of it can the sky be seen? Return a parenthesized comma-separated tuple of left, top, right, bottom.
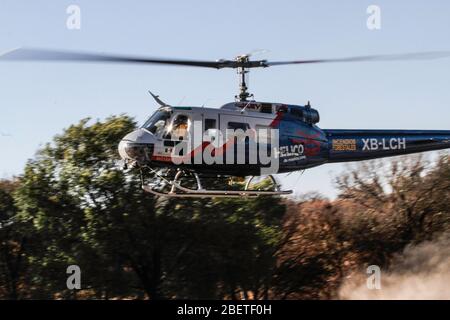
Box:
(0, 0, 449, 198)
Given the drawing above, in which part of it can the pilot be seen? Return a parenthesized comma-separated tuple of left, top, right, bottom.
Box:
(172, 115, 189, 140)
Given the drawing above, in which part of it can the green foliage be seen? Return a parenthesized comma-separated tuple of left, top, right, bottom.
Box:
(2, 115, 285, 299)
(0, 179, 29, 299)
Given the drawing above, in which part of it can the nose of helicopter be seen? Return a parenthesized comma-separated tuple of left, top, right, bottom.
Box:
(118, 129, 156, 165)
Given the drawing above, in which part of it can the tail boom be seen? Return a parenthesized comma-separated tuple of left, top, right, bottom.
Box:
(325, 129, 450, 163)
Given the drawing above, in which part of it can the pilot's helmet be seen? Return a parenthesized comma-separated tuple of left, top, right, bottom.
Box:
(174, 115, 188, 127)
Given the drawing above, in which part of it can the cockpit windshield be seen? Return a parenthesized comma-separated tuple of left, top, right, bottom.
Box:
(142, 109, 172, 136)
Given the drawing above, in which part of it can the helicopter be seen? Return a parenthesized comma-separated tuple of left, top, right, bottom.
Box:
(2, 48, 450, 197)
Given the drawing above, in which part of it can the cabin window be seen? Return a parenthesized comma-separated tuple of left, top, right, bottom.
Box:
(228, 122, 251, 144)
(170, 114, 190, 140)
(228, 122, 250, 131)
(205, 118, 216, 131)
(260, 104, 273, 114)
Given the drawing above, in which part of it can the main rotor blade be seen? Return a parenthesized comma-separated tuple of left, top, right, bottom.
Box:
(3, 48, 450, 69)
(266, 51, 450, 66)
(0, 48, 231, 69)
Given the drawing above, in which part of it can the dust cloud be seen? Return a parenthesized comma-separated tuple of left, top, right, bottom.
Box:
(339, 237, 450, 300)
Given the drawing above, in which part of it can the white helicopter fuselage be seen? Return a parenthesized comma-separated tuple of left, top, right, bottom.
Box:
(119, 101, 328, 176)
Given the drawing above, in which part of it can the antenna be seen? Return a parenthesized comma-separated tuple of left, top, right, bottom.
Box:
(148, 91, 170, 107)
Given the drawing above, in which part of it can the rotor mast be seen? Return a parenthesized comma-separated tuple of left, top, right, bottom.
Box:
(235, 55, 253, 102)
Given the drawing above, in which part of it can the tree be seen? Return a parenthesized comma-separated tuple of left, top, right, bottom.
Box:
(273, 153, 450, 299)
(336, 154, 450, 255)
(12, 115, 286, 299)
(0, 179, 28, 299)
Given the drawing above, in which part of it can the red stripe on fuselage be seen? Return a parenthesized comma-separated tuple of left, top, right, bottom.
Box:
(269, 111, 284, 128)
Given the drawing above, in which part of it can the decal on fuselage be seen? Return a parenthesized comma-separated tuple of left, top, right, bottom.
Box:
(362, 138, 406, 151)
(277, 144, 306, 162)
(332, 139, 357, 151)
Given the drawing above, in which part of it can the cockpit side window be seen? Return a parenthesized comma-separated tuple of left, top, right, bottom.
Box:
(142, 110, 171, 136)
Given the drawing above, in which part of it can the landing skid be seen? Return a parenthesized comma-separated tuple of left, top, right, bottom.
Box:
(142, 185, 292, 198)
(141, 168, 292, 198)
